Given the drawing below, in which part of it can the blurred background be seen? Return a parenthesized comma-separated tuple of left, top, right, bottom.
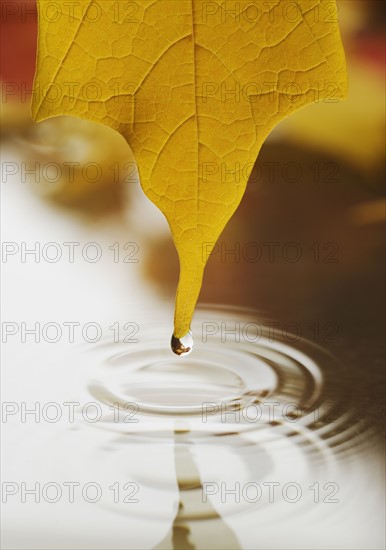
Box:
(1, 1, 385, 549)
(1, 0, 385, 333)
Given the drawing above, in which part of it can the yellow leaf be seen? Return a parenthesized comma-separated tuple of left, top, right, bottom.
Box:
(32, 0, 348, 339)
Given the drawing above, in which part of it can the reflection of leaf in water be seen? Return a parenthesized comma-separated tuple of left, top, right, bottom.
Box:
(155, 429, 241, 550)
(172, 523, 196, 550)
(32, 0, 348, 337)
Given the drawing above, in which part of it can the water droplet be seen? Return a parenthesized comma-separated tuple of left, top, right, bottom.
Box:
(171, 330, 194, 356)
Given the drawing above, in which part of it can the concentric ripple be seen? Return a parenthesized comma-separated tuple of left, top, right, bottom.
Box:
(83, 306, 377, 459)
(72, 306, 384, 529)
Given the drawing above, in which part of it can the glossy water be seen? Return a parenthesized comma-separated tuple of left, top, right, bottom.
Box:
(86, 307, 368, 447)
(61, 306, 383, 549)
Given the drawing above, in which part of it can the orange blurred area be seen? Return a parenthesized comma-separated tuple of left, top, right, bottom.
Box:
(0, 0, 37, 86)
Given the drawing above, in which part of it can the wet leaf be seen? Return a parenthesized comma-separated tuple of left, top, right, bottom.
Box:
(32, 0, 348, 337)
